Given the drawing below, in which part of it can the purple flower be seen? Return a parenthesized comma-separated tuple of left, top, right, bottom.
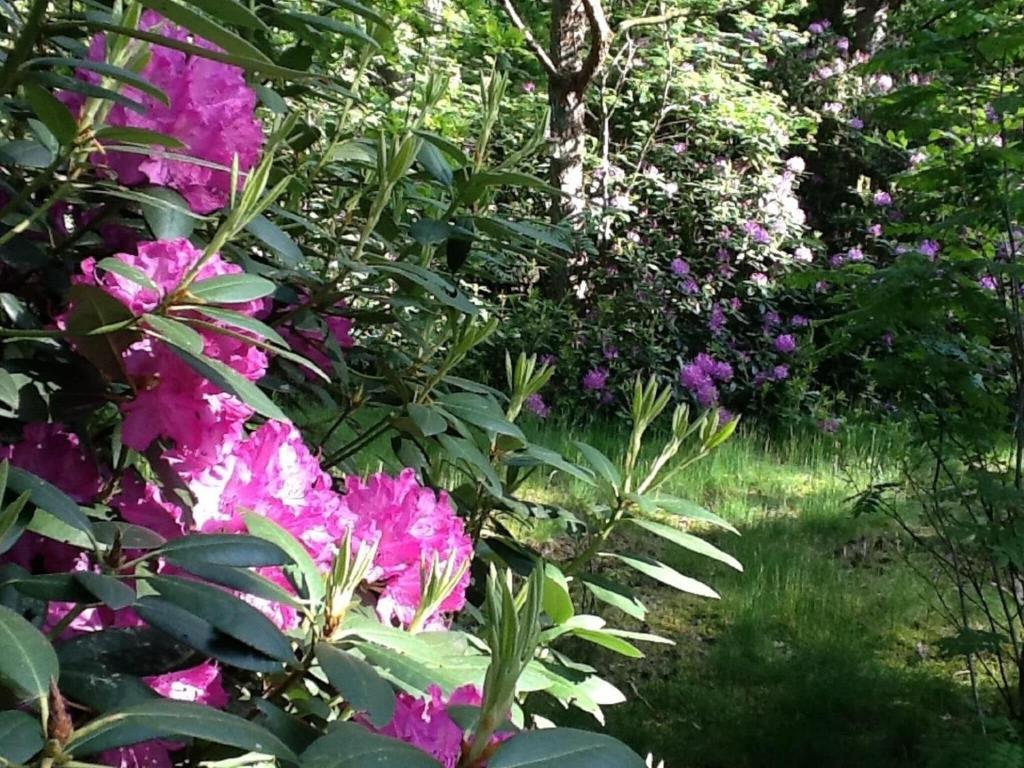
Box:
(792, 314, 809, 328)
(985, 103, 999, 123)
(681, 278, 700, 294)
(980, 275, 998, 291)
(751, 272, 769, 287)
(849, 117, 865, 130)
(772, 364, 790, 381)
(539, 354, 557, 367)
(709, 305, 726, 334)
(829, 254, 846, 268)
(582, 368, 610, 391)
(522, 81, 536, 93)
(815, 280, 831, 293)
(731, 297, 743, 310)
(671, 257, 690, 276)
(524, 394, 550, 418)
(847, 246, 865, 262)
(881, 332, 894, 350)
(602, 343, 620, 360)
(809, 20, 829, 34)
(836, 36, 850, 52)
(819, 418, 841, 433)
(873, 191, 893, 207)
(867, 224, 883, 237)
(919, 239, 941, 259)
(763, 310, 782, 329)
(744, 220, 772, 244)
(672, 141, 688, 154)
(680, 363, 711, 393)
(774, 334, 798, 354)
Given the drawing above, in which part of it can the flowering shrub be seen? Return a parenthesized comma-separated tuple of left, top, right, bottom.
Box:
(0, 4, 739, 768)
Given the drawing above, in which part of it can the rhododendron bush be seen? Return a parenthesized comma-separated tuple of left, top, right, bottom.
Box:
(0, 2, 741, 768)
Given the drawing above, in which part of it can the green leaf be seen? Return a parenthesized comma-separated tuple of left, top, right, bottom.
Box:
(414, 130, 470, 168)
(326, 0, 389, 26)
(139, 0, 272, 62)
(372, 262, 478, 315)
(646, 494, 738, 534)
(0, 711, 43, 762)
(67, 700, 297, 761)
(138, 187, 198, 239)
(438, 393, 525, 440)
(628, 518, 742, 571)
(175, 305, 288, 347)
(602, 553, 719, 599)
(95, 257, 159, 292)
(143, 313, 204, 355)
(27, 71, 148, 114)
(63, 283, 140, 382)
(26, 57, 170, 105)
(0, 604, 58, 699)
(133, 596, 284, 672)
(244, 512, 324, 605)
(144, 575, 294, 661)
(316, 642, 396, 729)
(61, 667, 158, 713)
(580, 576, 645, 621)
(573, 442, 621, 492)
(75, 572, 136, 611)
(417, 142, 453, 186)
(437, 434, 502, 496)
(166, 342, 288, 422)
(182, 0, 269, 30)
(409, 219, 452, 246)
(245, 214, 303, 266)
(303, 722, 441, 767)
(156, 533, 292, 567)
(489, 728, 645, 768)
(95, 125, 185, 149)
(93, 522, 166, 551)
(408, 403, 448, 437)
(23, 82, 76, 146)
(58, 627, 196, 677)
(0, 139, 53, 168)
(173, 561, 304, 612)
(543, 565, 574, 625)
(571, 629, 643, 658)
(189, 273, 276, 304)
(283, 11, 380, 49)
(7, 466, 93, 534)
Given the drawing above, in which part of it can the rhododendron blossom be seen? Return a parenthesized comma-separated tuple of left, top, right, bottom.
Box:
(340, 470, 473, 628)
(369, 685, 503, 768)
(64, 12, 264, 213)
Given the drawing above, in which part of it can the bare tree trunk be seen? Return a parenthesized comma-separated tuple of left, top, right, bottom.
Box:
(542, 0, 589, 298)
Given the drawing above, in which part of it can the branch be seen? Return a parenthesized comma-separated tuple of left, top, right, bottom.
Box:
(616, 8, 688, 35)
(577, 0, 613, 92)
(499, 0, 560, 78)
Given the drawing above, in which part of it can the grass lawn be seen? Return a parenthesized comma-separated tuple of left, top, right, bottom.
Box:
(519, 419, 1017, 768)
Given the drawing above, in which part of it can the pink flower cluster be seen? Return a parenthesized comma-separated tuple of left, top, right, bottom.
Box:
(369, 685, 506, 768)
(5, 234, 473, 764)
(63, 12, 264, 213)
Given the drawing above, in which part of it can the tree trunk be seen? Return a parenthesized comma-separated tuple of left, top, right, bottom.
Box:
(542, 0, 589, 298)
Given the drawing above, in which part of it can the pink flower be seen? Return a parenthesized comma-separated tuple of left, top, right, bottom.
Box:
(280, 301, 355, 377)
(368, 685, 499, 768)
(66, 12, 264, 213)
(146, 661, 229, 708)
(0, 422, 102, 502)
(341, 470, 473, 628)
(522, 81, 536, 93)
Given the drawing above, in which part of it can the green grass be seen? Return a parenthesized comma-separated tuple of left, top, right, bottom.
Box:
(519, 419, 1017, 768)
